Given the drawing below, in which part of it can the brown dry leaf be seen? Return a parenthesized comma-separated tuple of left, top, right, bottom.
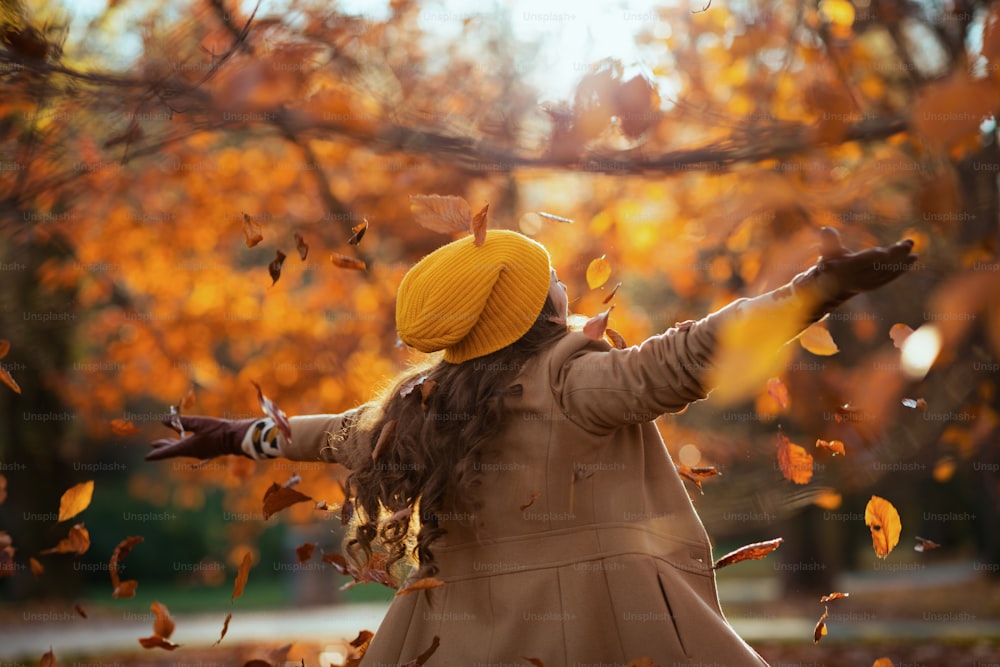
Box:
(350, 629, 374, 649)
(912, 70, 1000, 151)
(372, 419, 396, 461)
(602, 282, 622, 305)
(933, 456, 956, 482)
(233, 552, 252, 599)
(214, 613, 233, 646)
(322, 551, 350, 575)
(151, 601, 175, 638)
(42, 523, 90, 555)
(410, 194, 472, 234)
(251, 381, 292, 442)
(0, 340, 8, 358)
(242, 213, 263, 248)
(400, 635, 440, 667)
(113, 580, 139, 599)
(816, 439, 846, 456)
(813, 606, 829, 644)
(396, 577, 445, 596)
(914, 536, 942, 552)
(419, 379, 437, 411)
(586, 255, 612, 289)
(901, 397, 928, 411)
(677, 464, 720, 494)
(776, 430, 814, 484)
(348, 219, 368, 246)
(713, 537, 783, 569)
(110, 419, 140, 436)
(872, 659, 895, 667)
(268, 250, 287, 286)
(138, 636, 180, 651)
(295, 542, 316, 563)
(294, 232, 309, 260)
(889, 323, 914, 349)
(40, 648, 57, 667)
(583, 307, 613, 341)
(330, 253, 367, 271)
(798, 322, 839, 356)
(766, 377, 790, 409)
(519, 491, 541, 511)
(865, 495, 902, 559)
(820, 591, 849, 602)
(605, 328, 627, 349)
(471, 203, 489, 247)
(58, 481, 94, 522)
(29, 556, 44, 579)
(74, 604, 87, 618)
(263, 482, 313, 519)
(109, 536, 143, 593)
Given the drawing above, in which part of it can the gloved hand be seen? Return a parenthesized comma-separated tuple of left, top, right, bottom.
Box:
(790, 227, 917, 321)
(146, 415, 256, 461)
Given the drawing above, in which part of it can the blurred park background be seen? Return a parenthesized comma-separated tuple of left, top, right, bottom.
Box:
(1, 0, 999, 664)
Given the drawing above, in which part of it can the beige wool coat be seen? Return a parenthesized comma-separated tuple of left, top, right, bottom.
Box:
(284, 298, 781, 666)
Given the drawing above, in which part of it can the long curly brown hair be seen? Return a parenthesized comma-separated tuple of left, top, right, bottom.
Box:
(343, 295, 568, 582)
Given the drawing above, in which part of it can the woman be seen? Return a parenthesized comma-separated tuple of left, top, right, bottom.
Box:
(148, 228, 916, 665)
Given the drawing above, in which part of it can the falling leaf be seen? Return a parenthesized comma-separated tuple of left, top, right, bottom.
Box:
(400, 635, 440, 667)
(113, 580, 139, 599)
(889, 323, 914, 349)
(914, 536, 941, 552)
(537, 211, 574, 224)
(602, 282, 622, 305)
(109, 536, 142, 596)
(816, 439, 846, 456)
(42, 523, 90, 555)
(214, 613, 232, 646)
(74, 604, 87, 618)
(677, 464, 720, 494)
(251, 381, 292, 442)
(766, 377, 790, 409)
(58, 481, 95, 522)
(372, 419, 396, 461)
(40, 648, 57, 667)
(813, 606, 829, 644)
(586, 255, 612, 289)
(29, 556, 43, 579)
(901, 397, 928, 411)
(865, 495, 902, 559)
(519, 491, 541, 510)
(268, 250, 287, 286)
(348, 219, 368, 246)
(409, 194, 472, 233)
(138, 636, 180, 651)
(322, 551, 349, 575)
(242, 213, 263, 248)
(331, 253, 367, 271)
(396, 577, 445, 596)
(872, 659, 895, 667)
(714, 537, 783, 569)
(471, 203, 489, 246)
(109, 419, 139, 437)
(799, 321, 840, 356)
(262, 482, 313, 519)
(776, 430, 814, 484)
(932, 457, 956, 483)
(151, 601, 175, 638)
(820, 592, 849, 602)
(291, 232, 308, 260)
(583, 307, 613, 341)
(295, 542, 316, 563)
(233, 552, 252, 599)
(605, 328, 627, 349)
(419, 379, 437, 411)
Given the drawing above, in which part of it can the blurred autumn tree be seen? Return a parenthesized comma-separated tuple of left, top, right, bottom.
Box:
(1, 0, 999, 602)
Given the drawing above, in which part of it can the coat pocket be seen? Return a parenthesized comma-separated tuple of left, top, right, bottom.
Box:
(655, 567, 691, 658)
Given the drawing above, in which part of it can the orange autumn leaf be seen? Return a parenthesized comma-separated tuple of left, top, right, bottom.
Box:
(872, 659, 895, 667)
(262, 482, 313, 519)
(798, 321, 839, 356)
(42, 523, 90, 555)
(820, 591, 849, 602)
(29, 556, 44, 579)
(58, 480, 94, 522)
(348, 219, 368, 246)
(214, 613, 233, 646)
(605, 328, 627, 349)
(151, 601, 175, 639)
(110, 419, 140, 436)
(677, 464, 720, 494)
(113, 580, 139, 599)
(586, 255, 612, 289)
(232, 552, 252, 599)
(242, 212, 263, 248)
(409, 194, 472, 234)
(40, 648, 57, 667)
(295, 542, 316, 563)
(602, 281, 622, 305)
(109, 536, 143, 597)
(713, 537, 783, 569)
(813, 606, 829, 644)
(816, 439, 846, 456)
(471, 203, 489, 247)
(812, 489, 842, 510)
(766, 377, 789, 409)
(583, 306, 613, 341)
(396, 576, 445, 596)
(865, 495, 902, 558)
(138, 635, 180, 651)
(914, 536, 942, 552)
(776, 431, 814, 484)
(889, 323, 914, 349)
(331, 252, 367, 271)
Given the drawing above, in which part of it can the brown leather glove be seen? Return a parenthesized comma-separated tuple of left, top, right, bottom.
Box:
(146, 415, 256, 461)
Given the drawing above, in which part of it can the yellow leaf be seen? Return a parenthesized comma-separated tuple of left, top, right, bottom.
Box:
(58, 481, 94, 523)
(798, 322, 839, 356)
(586, 255, 612, 289)
(865, 495, 902, 559)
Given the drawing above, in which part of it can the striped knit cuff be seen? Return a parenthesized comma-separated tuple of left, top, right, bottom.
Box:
(240, 418, 286, 460)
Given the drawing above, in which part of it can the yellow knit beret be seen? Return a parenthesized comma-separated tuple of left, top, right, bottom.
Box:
(396, 230, 552, 364)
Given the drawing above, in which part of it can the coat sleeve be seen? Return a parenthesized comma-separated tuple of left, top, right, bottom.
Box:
(550, 289, 815, 434)
(276, 404, 373, 469)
